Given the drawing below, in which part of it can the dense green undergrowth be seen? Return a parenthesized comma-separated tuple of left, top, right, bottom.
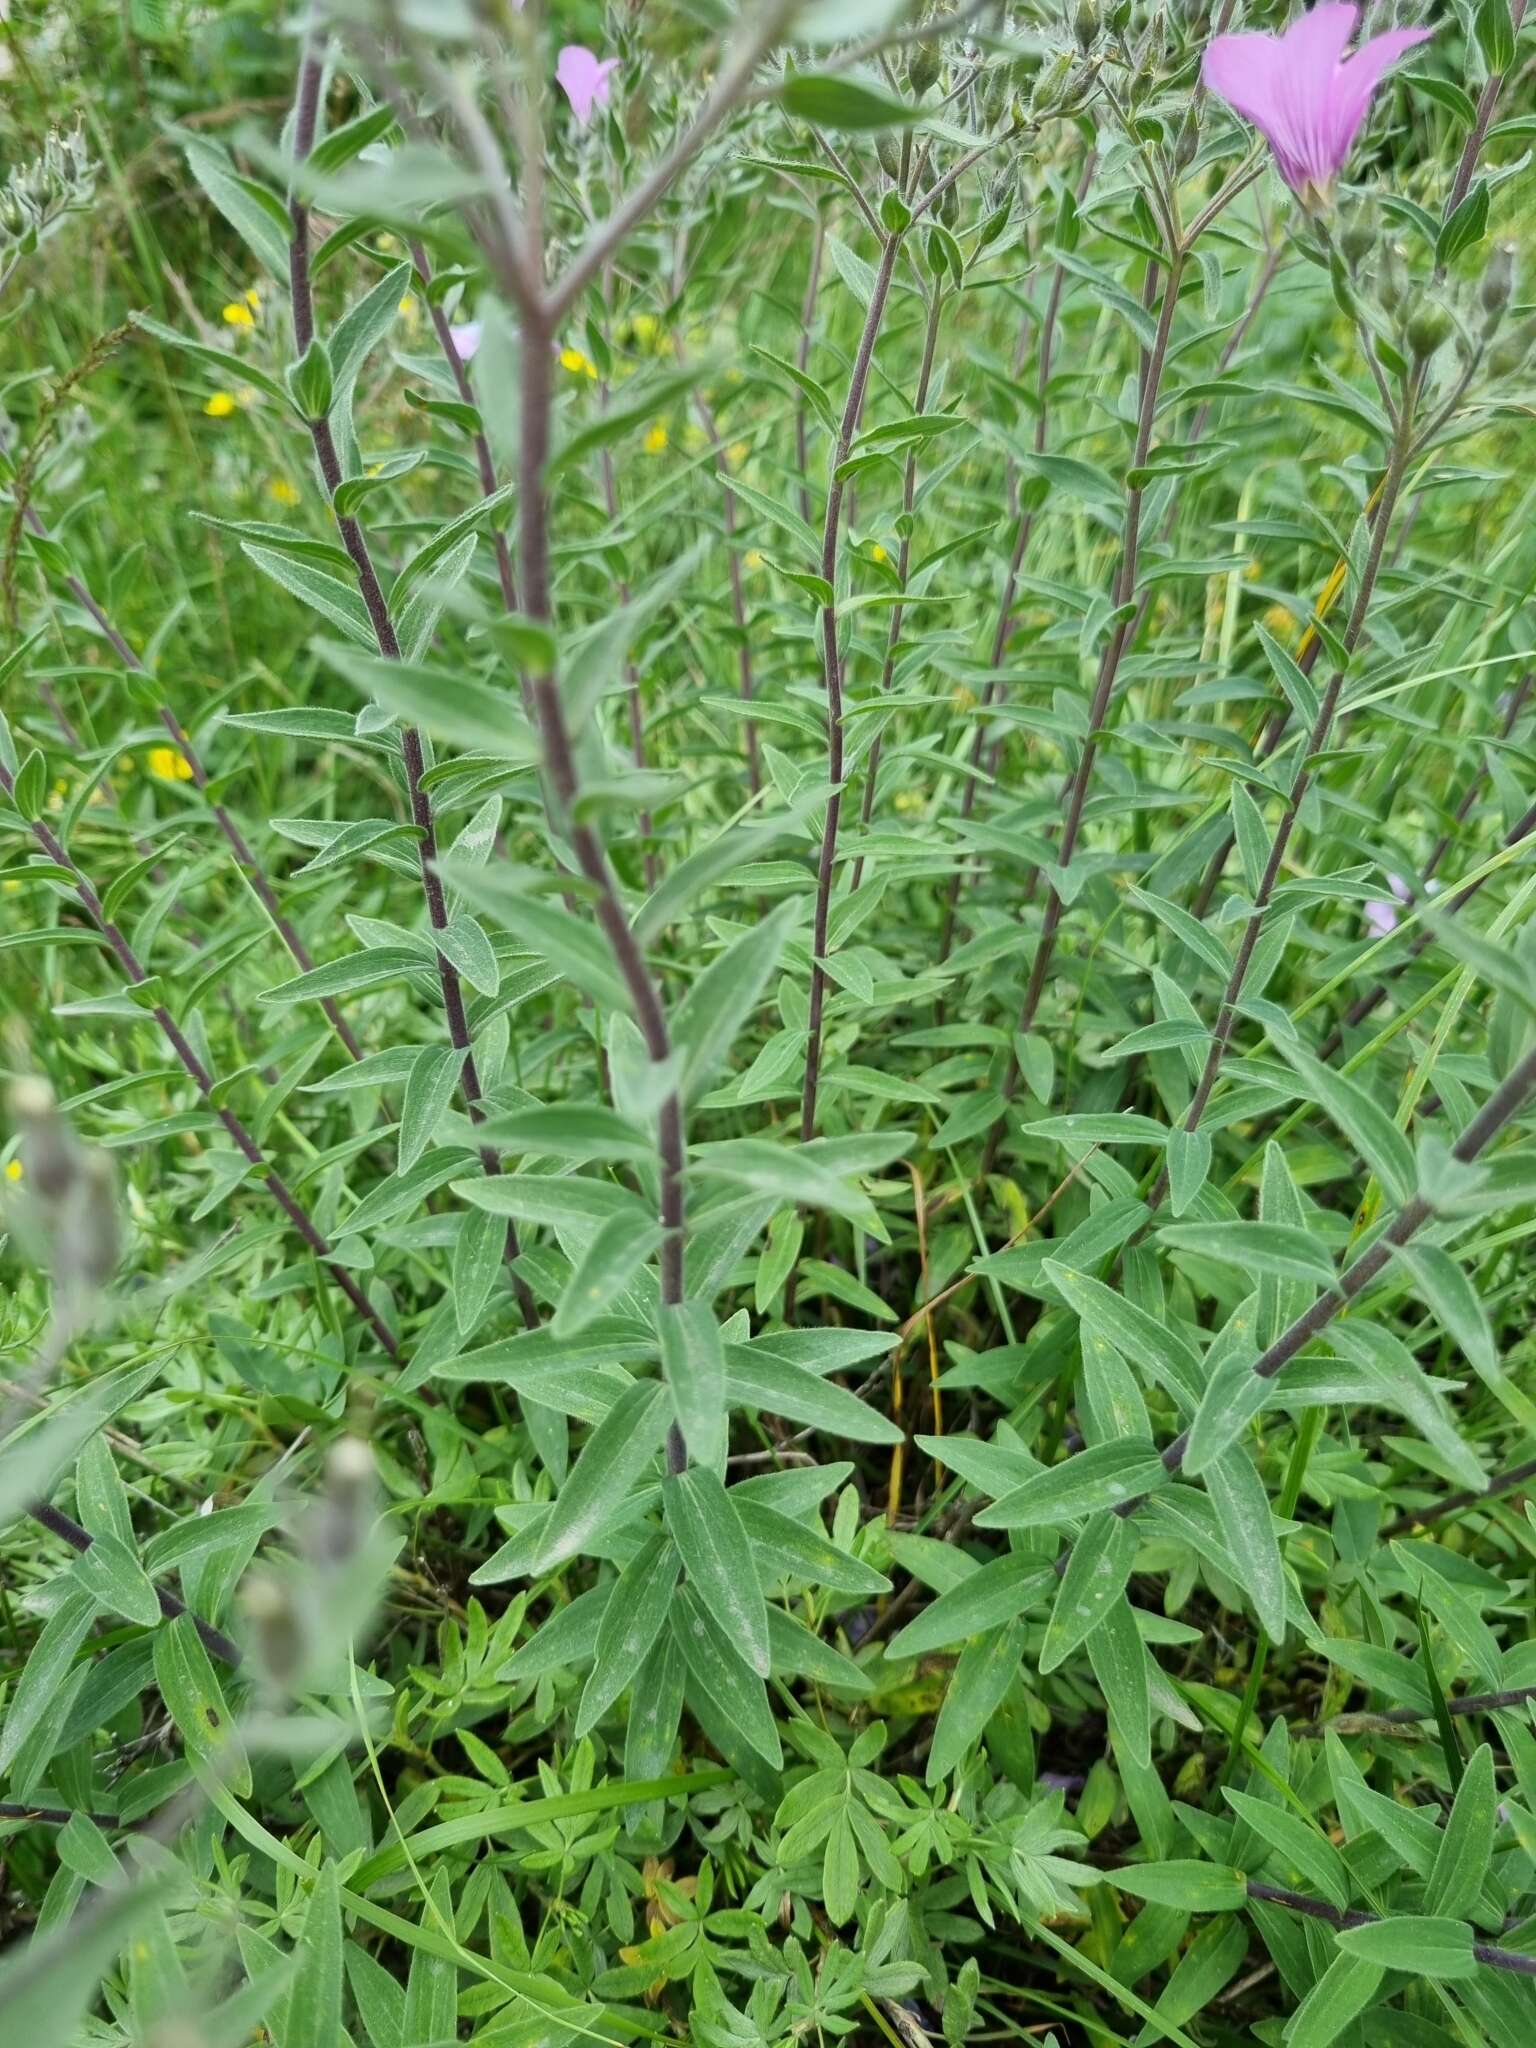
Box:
(4, 1, 1536, 2043)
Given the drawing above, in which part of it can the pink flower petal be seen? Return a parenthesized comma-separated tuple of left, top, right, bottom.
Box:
(556, 45, 618, 126)
(1203, 4, 1430, 199)
(449, 320, 482, 362)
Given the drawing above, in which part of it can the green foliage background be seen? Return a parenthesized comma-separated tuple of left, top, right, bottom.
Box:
(4, 2, 1536, 2044)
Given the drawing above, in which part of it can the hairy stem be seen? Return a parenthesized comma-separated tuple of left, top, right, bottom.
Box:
(288, 39, 537, 1328)
(801, 230, 903, 1144)
(977, 252, 1186, 1173)
(851, 270, 945, 890)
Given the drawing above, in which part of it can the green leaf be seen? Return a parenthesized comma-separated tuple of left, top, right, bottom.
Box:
(659, 1300, 728, 1473)
(1157, 1221, 1337, 1289)
(673, 901, 802, 1105)
(1390, 1241, 1498, 1384)
(1424, 1742, 1495, 1919)
(664, 1468, 771, 1677)
(673, 1587, 781, 1767)
(576, 1533, 680, 1738)
(1334, 1914, 1475, 1978)
(0, 1586, 98, 1774)
(1271, 1040, 1416, 1204)
(736, 1497, 891, 1595)
(243, 546, 374, 645)
(927, 1618, 1026, 1784)
(397, 1045, 462, 1173)
(1111, 1861, 1246, 1911)
(153, 1611, 251, 1797)
(183, 138, 290, 275)
(554, 1213, 663, 1338)
(72, 1529, 162, 1628)
(1040, 1512, 1135, 1673)
(330, 261, 411, 403)
(889, 1553, 1056, 1657)
(1283, 1952, 1384, 2048)
(724, 1346, 902, 1443)
(531, 1378, 671, 1572)
(976, 1439, 1168, 1531)
(779, 71, 922, 131)
(1087, 1595, 1151, 1768)
(1205, 1447, 1287, 1640)
(286, 1864, 344, 2048)
(316, 644, 537, 760)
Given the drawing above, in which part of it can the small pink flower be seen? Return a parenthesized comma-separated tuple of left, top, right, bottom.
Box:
(556, 45, 617, 126)
(450, 320, 482, 362)
(1203, 4, 1431, 207)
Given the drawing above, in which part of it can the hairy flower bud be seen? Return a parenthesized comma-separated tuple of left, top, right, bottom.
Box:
(1030, 48, 1075, 118)
(1406, 300, 1453, 362)
(1339, 211, 1375, 270)
(874, 132, 902, 183)
(243, 1572, 307, 1688)
(1375, 241, 1407, 317)
(1075, 0, 1101, 50)
(907, 39, 942, 98)
(1481, 242, 1516, 328)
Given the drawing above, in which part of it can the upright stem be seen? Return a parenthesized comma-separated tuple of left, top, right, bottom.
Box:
(800, 230, 903, 1144)
(795, 212, 827, 529)
(1146, 399, 1419, 1203)
(288, 39, 537, 1328)
(0, 761, 399, 1360)
(517, 305, 690, 1472)
(852, 271, 945, 886)
(978, 251, 1186, 1172)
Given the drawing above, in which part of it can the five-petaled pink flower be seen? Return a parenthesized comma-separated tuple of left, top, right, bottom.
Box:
(1203, 4, 1431, 208)
(556, 45, 617, 126)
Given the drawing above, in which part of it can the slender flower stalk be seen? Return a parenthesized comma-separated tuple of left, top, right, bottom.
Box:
(0, 758, 400, 1360)
(795, 212, 827, 530)
(800, 229, 903, 1144)
(851, 269, 945, 889)
(287, 41, 538, 1330)
(19, 502, 365, 1062)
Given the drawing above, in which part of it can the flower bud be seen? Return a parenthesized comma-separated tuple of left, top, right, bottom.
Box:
(1340, 211, 1375, 270)
(1480, 242, 1516, 328)
(1489, 315, 1536, 377)
(936, 175, 959, 228)
(1030, 48, 1075, 118)
(1173, 120, 1198, 171)
(1375, 241, 1407, 317)
(874, 132, 902, 183)
(907, 40, 942, 98)
(1406, 299, 1453, 361)
(980, 66, 1010, 128)
(1074, 0, 1101, 48)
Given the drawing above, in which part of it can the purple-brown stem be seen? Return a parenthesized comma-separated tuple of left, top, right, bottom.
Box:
(30, 1498, 241, 1667)
(0, 758, 400, 1360)
(795, 212, 827, 530)
(851, 272, 945, 890)
(800, 230, 903, 1144)
(977, 253, 1187, 1177)
(288, 40, 537, 1329)
(516, 306, 690, 1473)
(1242, 1882, 1536, 1976)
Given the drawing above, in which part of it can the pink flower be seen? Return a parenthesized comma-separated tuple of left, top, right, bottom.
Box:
(450, 320, 482, 362)
(1203, 4, 1431, 207)
(556, 45, 617, 126)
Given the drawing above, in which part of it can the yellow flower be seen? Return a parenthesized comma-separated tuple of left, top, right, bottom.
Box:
(399, 293, 417, 319)
(147, 747, 194, 782)
(221, 301, 255, 327)
(643, 424, 668, 455)
(4, 1159, 21, 1183)
(268, 478, 301, 506)
(1244, 558, 1262, 581)
(204, 390, 238, 418)
(894, 789, 925, 815)
(245, 287, 261, 309)
(1263, 602, 1298, 645)
(726, 441, 749, 470)
(744, 549, 764, 570)
(560, 346, 598, 380)
(629, 312, 659, 344)
(870, 543, 888, 565)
